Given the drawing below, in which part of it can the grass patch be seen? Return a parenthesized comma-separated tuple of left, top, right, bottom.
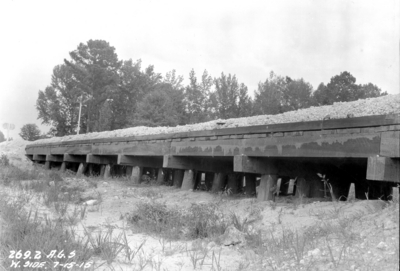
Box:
(0, 193, 94, 269)
(127, 201, 229, 240)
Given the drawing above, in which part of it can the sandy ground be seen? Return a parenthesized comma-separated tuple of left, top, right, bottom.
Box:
(1, 140, 399, 271)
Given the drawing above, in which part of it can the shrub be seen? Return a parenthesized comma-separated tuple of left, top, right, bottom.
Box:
(128, 201, 229, 240)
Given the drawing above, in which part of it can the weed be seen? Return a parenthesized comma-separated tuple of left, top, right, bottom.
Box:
(84, 227, 124, 264)
(0, 195, 94, 268)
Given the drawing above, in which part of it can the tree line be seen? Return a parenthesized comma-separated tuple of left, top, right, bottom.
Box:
(35, 39, 387, 137)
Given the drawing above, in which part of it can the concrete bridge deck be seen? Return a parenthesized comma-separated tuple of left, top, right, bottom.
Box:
(25, 113, 400, 201)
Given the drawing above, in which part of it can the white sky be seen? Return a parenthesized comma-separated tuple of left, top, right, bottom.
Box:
(0, 0, 399, 139)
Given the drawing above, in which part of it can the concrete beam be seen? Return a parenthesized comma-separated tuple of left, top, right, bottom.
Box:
(64, 154, 86, 163)
(33, 154, 46, 161)
(46, 154, 64, 162)
(163, 155, 233, 173)
(367, 157, 400, 182)
(118, 155, 163, 168)
(234, 155, 278, 175)
(86, 154, 117, 164)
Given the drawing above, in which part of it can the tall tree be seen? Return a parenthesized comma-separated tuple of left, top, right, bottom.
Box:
(64, 40, 122, 133)
(357, 83, 387, 99)
(281, 78, 313, 111)
(19, 124, 41, 141)
(237, 83, 252, 117)
(36, 64, 80, 136)
(312, 71, 388, 105)
(253, 71, 285, 115)
(116, 59, 162, 129)
(214, 73, 240, 119)
(132, 89, 179, 127)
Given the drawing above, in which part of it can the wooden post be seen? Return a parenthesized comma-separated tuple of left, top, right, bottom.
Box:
(60, 162, 66, 173)
(76, 163, 87, 177)
(257, 174, 278, 201)
(245, 174, 256, 197)
(295, 178, 310, 198)
(156, 168, 164, 184)
(104, 165, 111, 179)
(44, 161, 51, 170)
(226, 173, 239, 194)
(347, 183, 356, 201)
(205, 172, 214, 191)
(181, 169, 195, 190)
(173, 169, 184, 188)
(211, 172, 226, 193)
(131, 166, 142, 184)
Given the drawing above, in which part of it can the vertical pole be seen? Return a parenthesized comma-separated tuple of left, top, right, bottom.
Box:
(131, 166, 143, 184)
(173, 169, 184, 188)
(181, 169, 195, 190)
(258, 174, 278, 201)
(104, 165, 111, 179)
(60, 162, 66, 173)
(156, 168, 164, 184)
(211, 172, 226, 193)
(347, 183, 356, 201)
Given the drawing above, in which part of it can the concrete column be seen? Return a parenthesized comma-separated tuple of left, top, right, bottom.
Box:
(100, 165, 106, 177)
(347, 183, 356, 201)
(76, 163, 87, 177)
(181, 169, 195, 190)
(392, 186, 399, 202)
(211, 172, 226, 193)
(104, 165, 111, 179)
(258, 174, 278, 201)
(131, 166, 143, 184)
(245, 174, 256, 197)
(156, 168, 164, 184)
(44, 161, 51, 170)
(173, 169, 184, 188)
(295, 177, 310, 198)
(226, 173, 239, 194)
(60, 162, 67, 173)
(205, 173, 214, 191)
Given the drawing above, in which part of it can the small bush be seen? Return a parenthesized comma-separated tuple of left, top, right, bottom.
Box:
(128, 202, 229, 240)
(0, 153, 10, 166)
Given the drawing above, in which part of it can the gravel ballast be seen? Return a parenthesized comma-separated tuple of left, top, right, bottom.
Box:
(30, 94, 400, 145)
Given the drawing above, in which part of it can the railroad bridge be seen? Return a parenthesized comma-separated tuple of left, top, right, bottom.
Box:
(25, 114, 400, 201)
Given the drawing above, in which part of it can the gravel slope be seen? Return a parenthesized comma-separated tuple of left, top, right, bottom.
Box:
(30, 94, 400, 145)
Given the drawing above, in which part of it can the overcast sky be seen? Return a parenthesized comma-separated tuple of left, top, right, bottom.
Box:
(0, 0, 398, 139)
